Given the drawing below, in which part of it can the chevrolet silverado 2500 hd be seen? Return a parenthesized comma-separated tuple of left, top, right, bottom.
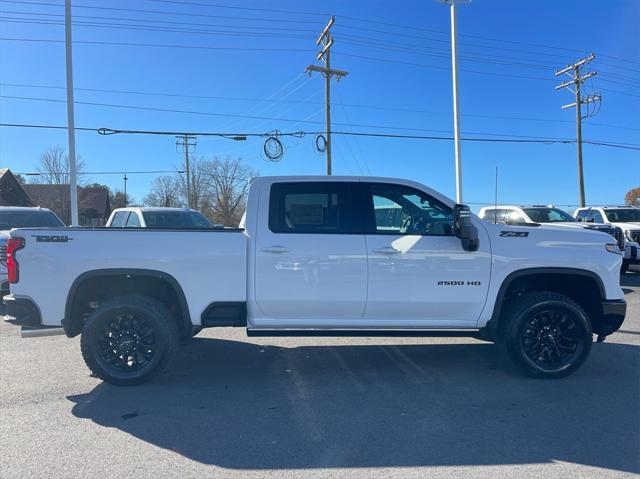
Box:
(3, 176, 627, 385)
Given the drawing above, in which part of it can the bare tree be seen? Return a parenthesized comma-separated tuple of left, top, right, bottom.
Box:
(205, 157, 257, 226)
(34, 146, 86, 184)
(144, 176, 182, 207)
(174, 155, 214, 212)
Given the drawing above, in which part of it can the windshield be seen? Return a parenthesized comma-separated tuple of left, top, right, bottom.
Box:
(0, 210, 64, 229)
(142, 211, 213, 229)
(603, 208, 640, 223)
(522, 207, 576, 223)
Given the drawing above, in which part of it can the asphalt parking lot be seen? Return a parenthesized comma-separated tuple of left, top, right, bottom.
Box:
(1, 271, 638, 479)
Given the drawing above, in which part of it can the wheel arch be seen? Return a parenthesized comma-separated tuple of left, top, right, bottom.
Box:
(63, 268, 192, 338)
(485, 267, 606, 339)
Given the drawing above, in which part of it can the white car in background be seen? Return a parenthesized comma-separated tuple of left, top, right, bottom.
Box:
(106, 207, 217, 229)
(574, 206, 640, 273)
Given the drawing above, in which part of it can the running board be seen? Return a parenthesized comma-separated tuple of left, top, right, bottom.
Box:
(246, 329, 482, 338)
(21, 326, 66, 338)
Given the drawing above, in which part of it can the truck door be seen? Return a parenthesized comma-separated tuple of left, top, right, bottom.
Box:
(360, 182, 491, 324)
(254, 181, 367, 323)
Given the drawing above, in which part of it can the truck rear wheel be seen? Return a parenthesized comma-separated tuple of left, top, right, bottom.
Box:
(80, 294, 179, 386)
(500, 291, 592, 378)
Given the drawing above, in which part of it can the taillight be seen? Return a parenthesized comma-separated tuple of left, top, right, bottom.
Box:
(7, 238, 25, 284)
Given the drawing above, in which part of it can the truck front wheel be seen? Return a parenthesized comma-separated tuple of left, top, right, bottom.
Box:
(500, 292, 592, 378)
(80, 294, 179, 386)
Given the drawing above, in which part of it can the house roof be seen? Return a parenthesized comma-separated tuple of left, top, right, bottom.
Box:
(0, 168, 32, 206)
(22, 184, 110, 215)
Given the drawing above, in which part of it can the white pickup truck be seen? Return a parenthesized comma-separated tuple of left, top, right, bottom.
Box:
(3, 176, 627, 385)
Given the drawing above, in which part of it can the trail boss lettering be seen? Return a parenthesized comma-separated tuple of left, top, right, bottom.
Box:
(32, 235, 73, 243)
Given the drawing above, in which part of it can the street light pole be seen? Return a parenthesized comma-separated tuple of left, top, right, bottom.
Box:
(65, 0, 79, 226)
(446, 0, 466, 204)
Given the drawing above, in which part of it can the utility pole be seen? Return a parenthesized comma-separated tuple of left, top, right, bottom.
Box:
(64, 0, 78, 226)
(442, 0, 469, 204)
(176, 134, 197, 208)
(306, 16, 348, 175)
(555, 53, 600, 207)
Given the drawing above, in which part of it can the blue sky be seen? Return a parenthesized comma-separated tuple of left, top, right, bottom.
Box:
(0, 0, 638, 211)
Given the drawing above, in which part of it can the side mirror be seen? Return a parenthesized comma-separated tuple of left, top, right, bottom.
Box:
(453, 204, 479, 252)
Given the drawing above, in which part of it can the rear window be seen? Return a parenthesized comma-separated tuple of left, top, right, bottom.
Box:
(142, 211, 212, 229)
(0, 210, 64, 229)
(604, 208, 640, 223)
(268, 182, 353, 234)
(522, 208, 575, 223)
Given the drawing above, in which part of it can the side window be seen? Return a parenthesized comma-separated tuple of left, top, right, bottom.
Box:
(504, 209, 527, 225)
(125, 212, 141, 227)
(110, 211, 129, 227)
(492, 209, 507, 223)
(575, 210, 589, 220)
(269, 182, 352, 234)
(366, 183, 453, 236)
(590, 210, 604, 223)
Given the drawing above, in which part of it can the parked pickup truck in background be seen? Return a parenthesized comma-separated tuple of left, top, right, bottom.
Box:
(574, 205, 640, 274)
(478, 204, 626, 268)
(106, 207, 216, 229)
(3, 176, 627, 385)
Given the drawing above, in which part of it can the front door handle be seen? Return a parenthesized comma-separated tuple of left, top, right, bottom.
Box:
(262, 245, 290, 254)
(372, 246, 401, 254)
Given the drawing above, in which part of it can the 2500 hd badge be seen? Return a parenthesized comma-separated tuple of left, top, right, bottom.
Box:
(437, 280, 482, 286)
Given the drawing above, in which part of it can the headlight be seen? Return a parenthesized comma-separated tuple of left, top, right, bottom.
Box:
(605, 244, 622, 254)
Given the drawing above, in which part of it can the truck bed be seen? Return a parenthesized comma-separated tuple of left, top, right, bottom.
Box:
(8, 227, 248, 327)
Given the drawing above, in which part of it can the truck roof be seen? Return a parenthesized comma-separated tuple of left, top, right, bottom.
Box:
(0, 206, 55, 212)
(111, 207, 198, 213)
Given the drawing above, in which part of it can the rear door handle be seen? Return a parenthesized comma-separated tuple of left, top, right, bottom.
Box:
(372, 246, 401, 254)
(262, 245, 290, 254)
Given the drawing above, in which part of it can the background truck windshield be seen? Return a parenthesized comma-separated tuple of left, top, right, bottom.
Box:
(142, 211, 213, 229)
(522, 207, 576, 223)
(0, 210, 64, 229)
(604, 209, 640, 223)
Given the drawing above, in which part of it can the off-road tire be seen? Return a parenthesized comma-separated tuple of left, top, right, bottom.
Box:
(80, 294, 179, 386)
(499, 291, 592, 378)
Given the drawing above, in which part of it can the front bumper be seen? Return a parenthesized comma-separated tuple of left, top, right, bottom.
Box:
(598, 299, 627, 336)
(2, 294, 42, 327)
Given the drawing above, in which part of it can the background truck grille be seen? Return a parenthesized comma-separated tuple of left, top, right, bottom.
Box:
(586, 225, 625, 250)
(0, 240, 7, 268)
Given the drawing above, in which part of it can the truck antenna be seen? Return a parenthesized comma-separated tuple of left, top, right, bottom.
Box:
(494, 166, 498, 224)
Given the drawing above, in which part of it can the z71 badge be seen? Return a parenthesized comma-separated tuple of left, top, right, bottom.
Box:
(32, 235, 74, 243)
(500, 231, 529, 238)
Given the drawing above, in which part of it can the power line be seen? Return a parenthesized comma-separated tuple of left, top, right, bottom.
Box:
(3, 35, 640, 98)
(146, 0, 328, 16)
(17, 169, 184, 175)
(11, 94, 634, 140)
(5, 0, 640, 69)
(3, 81, 638, 131)
(0, 36, 314, 53)
(2, 122, 639, 150)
